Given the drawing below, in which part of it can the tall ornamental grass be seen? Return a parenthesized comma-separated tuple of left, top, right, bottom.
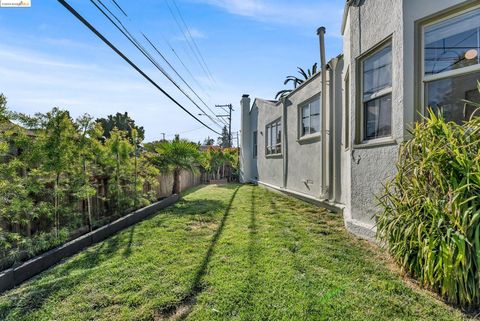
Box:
(377, 106, 480, 307)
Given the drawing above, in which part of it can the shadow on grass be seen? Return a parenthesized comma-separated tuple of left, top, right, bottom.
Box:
(0, 233, 126, 319)
(123, 225, 136, 258)
(210, 183, 241, 190)
(0, 197, 225, 318)
(155, 185, 241, 321)
(245, 186, 259, 320)
(180, 184, 208, 198)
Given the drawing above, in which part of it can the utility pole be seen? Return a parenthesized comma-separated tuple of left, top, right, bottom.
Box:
(215, 104, 233, 147)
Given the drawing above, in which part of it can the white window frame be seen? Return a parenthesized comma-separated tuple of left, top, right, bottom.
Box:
(420, 4, 480, 118)
(298, 95, 321, 140)
(265, 118, 282, 156)
(359, 41, 393, 142)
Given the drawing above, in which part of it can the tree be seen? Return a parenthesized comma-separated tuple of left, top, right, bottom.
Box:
(203, 136, 215, 146)
(74, 114, 102, 231)
(217, 126, 230, 148)
(275, 63, 318, 100)
(104, 128, 133, 215)
(0, 94, 9, 123)
(0, 96, 34, 236)
(37, 108, 78, 236)
(96, 112, 145, 144)
(150, 139, 200, 194)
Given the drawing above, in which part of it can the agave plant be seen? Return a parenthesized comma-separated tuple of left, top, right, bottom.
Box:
(275, 63, 318, 100)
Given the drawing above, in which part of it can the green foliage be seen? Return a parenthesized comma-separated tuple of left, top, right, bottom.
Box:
(0, 95, 166, 269)
(0, 185, 468, 321)
(217, 125, 231, 148)
(200, 147, 239, 181)
(0, 94, 9, 123)
(377, 108, 480, 307)
(150, 138, 200, 194)
(96, 112, 145, 143)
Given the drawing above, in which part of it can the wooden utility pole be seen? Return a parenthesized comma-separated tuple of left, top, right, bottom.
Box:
(215, 104, 233, 147)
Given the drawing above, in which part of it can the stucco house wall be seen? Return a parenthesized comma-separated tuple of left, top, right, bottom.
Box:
(284, 74, 322, 197)
(242, 0, 479, 241)
(254, 99, 284, 188)
(345, 0, 404, 238)
(240, 97, 284, 188)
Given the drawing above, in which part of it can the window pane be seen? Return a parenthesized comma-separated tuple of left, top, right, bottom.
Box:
(310, 99, 320, 116)
(426, 71, 480, 124)
(302, 117, 310, 136)
(310, 115, 320, 134)
(269, 125, 274, 150)
(425, 8, 480, 75)
(363, 46, 392, 100)
(276, 124, 282, 145)
(301, 104, 312, 137)
(364, 94, 392, 140)
(302, 105, 310, 119)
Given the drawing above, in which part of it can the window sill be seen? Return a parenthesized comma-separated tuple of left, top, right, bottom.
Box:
(266, 153, 283, 159)
(353, 137, 397, 149)
(297, 133, 321, 144)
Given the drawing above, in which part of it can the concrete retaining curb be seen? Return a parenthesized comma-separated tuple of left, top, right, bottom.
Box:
(0, 194, 180, 294)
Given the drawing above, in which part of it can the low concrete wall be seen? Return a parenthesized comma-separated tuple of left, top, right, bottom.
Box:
(0, 194, 180, 294)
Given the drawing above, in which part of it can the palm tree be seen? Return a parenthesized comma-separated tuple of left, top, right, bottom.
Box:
(275, 63, 318, 100)
(151, 138, 200, 194)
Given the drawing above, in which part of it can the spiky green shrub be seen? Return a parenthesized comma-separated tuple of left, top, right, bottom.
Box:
(377, 109, 480, 307)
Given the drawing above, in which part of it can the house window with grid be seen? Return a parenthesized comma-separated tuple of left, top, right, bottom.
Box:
(253, 131, 258, 158)
(360, 44, 393, 141)
(300, 98, 321, 137)
(266, 119, 281, 155)
(423, 6, 480, 124)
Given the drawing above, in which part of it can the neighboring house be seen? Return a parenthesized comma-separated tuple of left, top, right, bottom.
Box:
(240, 0, 480, 240)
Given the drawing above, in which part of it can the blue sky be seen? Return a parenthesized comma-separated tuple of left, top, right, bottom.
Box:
(0, 0, 344, 142)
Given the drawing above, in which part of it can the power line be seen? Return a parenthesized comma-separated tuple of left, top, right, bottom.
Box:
(91, 0, 224, 129)
(110, 0, 127, 17)
(102, 0, 221, 124)
(110, 0, 213, 99)
(57, 0, 221, 135)
(170, 0, 216, 85)
(166, 38, 210, 97)
(164, 0, 214, 87)
(141, 33, 227, 126)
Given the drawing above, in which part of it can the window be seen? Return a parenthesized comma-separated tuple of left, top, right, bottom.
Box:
(300, 98, 321, 137)
(266, 119, 281, 155)
(253, 131, 258, 158)
(361, 44, 392, 141)
(423, 7, 480, 124)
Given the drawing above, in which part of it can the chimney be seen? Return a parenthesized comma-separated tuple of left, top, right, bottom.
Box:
(240, 94, 251, 183)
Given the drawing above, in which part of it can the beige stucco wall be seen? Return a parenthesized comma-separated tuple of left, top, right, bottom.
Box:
(345, 0, 404, 238)
(284, 74, 322, 197)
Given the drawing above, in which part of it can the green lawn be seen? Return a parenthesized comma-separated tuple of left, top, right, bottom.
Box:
(0, 184, 471, 321)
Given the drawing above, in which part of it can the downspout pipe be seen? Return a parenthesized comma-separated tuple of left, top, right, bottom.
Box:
(282, 99, 288, 189)
(317, 26, 328, 199)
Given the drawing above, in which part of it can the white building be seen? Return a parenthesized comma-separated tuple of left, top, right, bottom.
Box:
(240, 0, 480, 240)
